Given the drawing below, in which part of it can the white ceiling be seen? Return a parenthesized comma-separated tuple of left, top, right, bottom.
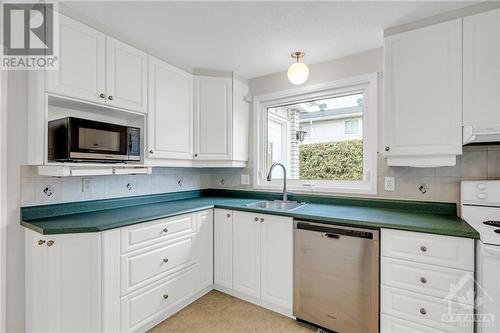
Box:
(61, 1, 477, 79)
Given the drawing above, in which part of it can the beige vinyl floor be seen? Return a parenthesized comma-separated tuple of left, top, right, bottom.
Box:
(148, 290, 317, 333)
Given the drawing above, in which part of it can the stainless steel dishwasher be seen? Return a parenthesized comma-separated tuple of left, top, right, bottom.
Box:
(293, 220, 379, 333)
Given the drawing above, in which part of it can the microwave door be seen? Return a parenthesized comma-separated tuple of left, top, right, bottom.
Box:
(69, 118, 128, 161)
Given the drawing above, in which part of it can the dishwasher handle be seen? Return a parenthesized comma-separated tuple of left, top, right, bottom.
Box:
(296, 221, 377, 240)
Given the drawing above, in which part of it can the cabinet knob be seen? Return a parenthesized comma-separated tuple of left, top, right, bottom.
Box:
(254, 217, 259, 222)
(420, 245, 427, 252)
(47, 240, 54, 247)
(194, 153, 198, 158)
(163, 258, 169, 263)
(108, 95, 113, 101)
(260, 218, 264, 222)
(163, 294, 169, 300)
(420, 308, 427, 315)
(162, 228, 168, 233)
(38, 240, 46, 246)
(385, 146, 390, 152)
(149, 150, 154, 154)
(99, 93, 105, 98)
(420, 277, 427, 284)
(226, 213, 231, 218)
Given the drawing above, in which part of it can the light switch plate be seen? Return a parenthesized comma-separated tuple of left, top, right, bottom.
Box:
(384, 177, 395, 191)
(82, 178, 93, 192)
(241, 174, 250, 185)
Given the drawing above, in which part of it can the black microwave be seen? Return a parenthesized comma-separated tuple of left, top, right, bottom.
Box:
(48, 117, 141, 163)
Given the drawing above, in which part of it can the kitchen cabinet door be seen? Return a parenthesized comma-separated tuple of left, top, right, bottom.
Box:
(148, 56, 193, 159)
(463, 9, 500, 128)
(232, 211, 261, 299)
(214, 209, 233, 289)
(194, 76, 232, 160)
(47, 14, 105, 103)
(383, 19, 462, 166)
(195, 210, 214, 291)
(25, 229, 102, 333)
(106, 36, 148, 112)
(260, 214, 293, 314)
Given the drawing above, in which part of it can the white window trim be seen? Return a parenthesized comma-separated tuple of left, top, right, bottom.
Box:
(252, 73, 378, 195)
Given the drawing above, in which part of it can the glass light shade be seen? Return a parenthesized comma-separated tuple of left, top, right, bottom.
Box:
(287, 62, 309, 85)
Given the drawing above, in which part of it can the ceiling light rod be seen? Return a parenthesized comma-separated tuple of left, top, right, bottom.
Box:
(291, 51, 305, 62)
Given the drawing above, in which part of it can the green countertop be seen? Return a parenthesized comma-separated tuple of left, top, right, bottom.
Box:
(21, 191, 478, 238)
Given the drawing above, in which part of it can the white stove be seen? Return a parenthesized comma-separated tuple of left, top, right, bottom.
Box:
(461, 180, 500, 333)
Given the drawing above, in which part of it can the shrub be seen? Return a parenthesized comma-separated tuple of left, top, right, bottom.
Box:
(299, 140, 363, 180)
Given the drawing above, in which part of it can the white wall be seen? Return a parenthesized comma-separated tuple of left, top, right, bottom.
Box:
(6, 71, 29, 333)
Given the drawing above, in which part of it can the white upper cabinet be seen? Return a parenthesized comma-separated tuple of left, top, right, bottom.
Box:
(106, 36, 148, 113)
(194, 76, 233, 160)
(47, 14, 105, 103)
(383, 19, 462, 167)
(47, 14, 147, 113)
(193, 75, 249, 162)
(148, 56, 193, 159)
(463, 9, 500, 137)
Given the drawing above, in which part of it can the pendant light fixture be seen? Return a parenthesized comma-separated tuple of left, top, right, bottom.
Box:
(287, 51, 309, 85)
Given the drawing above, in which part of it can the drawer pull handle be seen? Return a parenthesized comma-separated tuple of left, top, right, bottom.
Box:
(163, 258, 169, 263)
(420, 308, 427, 315)
(260, 218, 264, 222)
(162, 228, 168, 233)
(47, 240, 54, 247)
(38, 240, 46, 246)
(420, 277, 427, 284)
(420, 245, 427, 252)
(163, 294, 169, 300)
(254, 217, 259, 222)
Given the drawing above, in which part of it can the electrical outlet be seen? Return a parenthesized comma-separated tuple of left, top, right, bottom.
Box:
(384, 177, 395, 191)
(240, 174, 250, 185)
(82, 178, 93, 192)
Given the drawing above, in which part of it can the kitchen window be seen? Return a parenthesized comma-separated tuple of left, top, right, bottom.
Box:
(253, 74, 378, 194)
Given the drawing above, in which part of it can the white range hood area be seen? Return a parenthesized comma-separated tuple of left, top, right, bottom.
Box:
(463, 125, 500, 145)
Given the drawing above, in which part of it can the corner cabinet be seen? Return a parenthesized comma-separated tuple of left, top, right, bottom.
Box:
(25, 230, 102, 333)
(47, 14, 147, 113)
(25, 210, 213, 333)
(193, 75, 249, 162)
(383, 19, 462, 167)
(214, 209, 293, 317)
(147, 56, 193, 160)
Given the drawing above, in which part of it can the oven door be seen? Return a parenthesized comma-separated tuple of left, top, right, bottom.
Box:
(69, 118, 129, 161)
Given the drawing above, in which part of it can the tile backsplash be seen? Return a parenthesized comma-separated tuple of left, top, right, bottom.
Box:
(20, 145, 500, 207)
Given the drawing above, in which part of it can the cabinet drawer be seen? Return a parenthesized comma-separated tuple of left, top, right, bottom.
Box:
(381, 314, 447, 333)
(381, 229, 474, 270)
(121, 235, 195, 295)
(120, 267, 194, 332)
(381, 286, 473, 333)
(382, 257, 473, 304)
(121, 214, 196, 253)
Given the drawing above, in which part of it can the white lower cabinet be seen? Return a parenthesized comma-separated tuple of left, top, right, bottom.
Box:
(214, 209, 293, 316)
(381, 229, 474, 333)
(25, 229, 102, 333)
(214, 209, 233, 289)
(26, 210, 213, 333)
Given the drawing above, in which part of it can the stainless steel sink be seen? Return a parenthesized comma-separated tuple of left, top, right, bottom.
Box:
(244, 200, 307, 211)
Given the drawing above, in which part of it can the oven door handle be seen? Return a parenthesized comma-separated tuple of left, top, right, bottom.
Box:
(321, 233, 340, 239)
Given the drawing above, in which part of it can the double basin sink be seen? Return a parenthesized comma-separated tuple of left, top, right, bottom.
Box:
(243, 200, 307, 211)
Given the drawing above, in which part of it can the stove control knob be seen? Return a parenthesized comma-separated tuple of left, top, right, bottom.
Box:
(477, 193, 488, 200)
(477, 183, 487, 190)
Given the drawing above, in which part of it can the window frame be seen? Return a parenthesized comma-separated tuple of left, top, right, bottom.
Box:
(252, 73, 378, 195)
